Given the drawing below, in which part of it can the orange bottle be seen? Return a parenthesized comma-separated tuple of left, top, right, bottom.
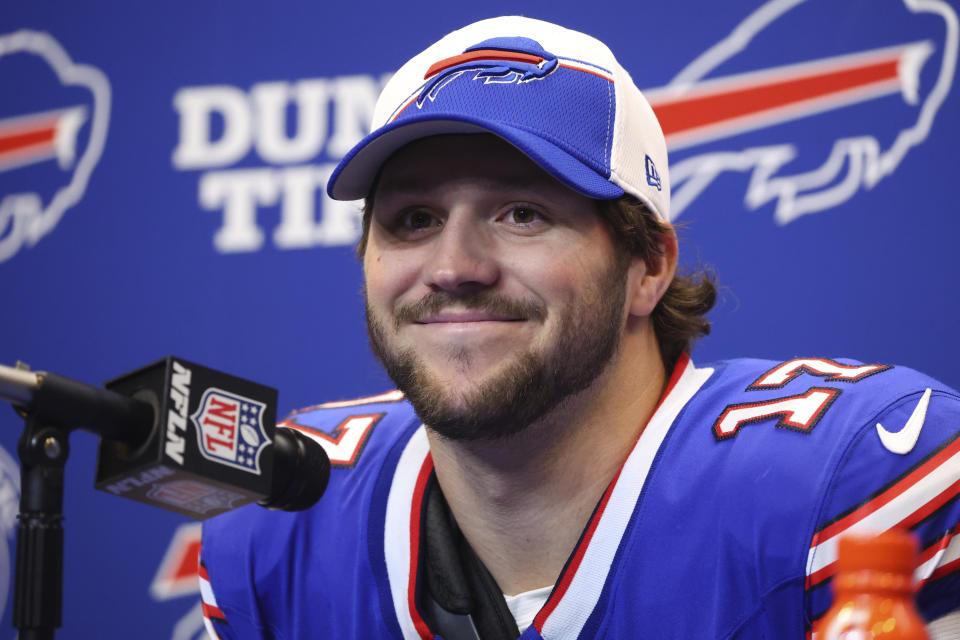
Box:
(814, 530, 928, 639)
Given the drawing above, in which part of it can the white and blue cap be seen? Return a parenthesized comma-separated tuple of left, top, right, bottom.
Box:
(326, 16, 670, 221)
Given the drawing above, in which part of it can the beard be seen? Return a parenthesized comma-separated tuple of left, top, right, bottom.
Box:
(365, 257, 630, 441)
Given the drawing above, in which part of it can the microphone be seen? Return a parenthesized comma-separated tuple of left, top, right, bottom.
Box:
(0, 358, 330, 518)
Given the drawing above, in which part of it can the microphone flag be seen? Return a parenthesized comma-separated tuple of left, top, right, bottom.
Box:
(94, 356, 277, 519)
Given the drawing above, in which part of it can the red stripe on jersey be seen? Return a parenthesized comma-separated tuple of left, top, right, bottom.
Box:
(534, 464, 623, 631)
(806, 434, 960, 587)
(903, 478, 960, 529)
(198, 561, 210, 582)
(929, 555, 960, 583)
(202, 602, 226, 622)
(657, 352, 690, 414)
(408, 454, 435, 640)
(919, 522, 960, 584)
(917, 523, 958, 566)
(808, 481, 960, 587)
(813, 433, 960, 545)
(534, 352, 690, 631)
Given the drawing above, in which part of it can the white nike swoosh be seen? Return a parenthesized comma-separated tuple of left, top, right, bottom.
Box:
(876, 388, 932, 455)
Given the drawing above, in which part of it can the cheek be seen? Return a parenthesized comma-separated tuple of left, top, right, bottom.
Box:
(538, 246, 626, 312)
(503, 252, 583, 311)
(363, 245, 422, 309)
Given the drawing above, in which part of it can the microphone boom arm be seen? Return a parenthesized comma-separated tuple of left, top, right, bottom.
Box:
(0, 363, 154, 447)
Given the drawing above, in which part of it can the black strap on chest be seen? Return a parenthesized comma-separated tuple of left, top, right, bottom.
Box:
(419, 479, 521, 640)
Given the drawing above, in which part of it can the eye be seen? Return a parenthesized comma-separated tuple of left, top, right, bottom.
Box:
(503, 206, 545, 226)
(403, 209, 437, 230)
(386, 208, 442, 238)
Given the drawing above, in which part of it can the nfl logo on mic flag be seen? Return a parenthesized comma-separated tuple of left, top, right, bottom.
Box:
(191, 387, 268, 474)
(93, 357, 277, 519)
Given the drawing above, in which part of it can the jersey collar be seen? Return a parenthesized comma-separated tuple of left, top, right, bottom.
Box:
(381, 354, 715, 639)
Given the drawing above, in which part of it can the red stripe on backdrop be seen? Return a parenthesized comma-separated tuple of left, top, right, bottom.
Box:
(651, 56, 900, 139)
(0, 126, 56, 155)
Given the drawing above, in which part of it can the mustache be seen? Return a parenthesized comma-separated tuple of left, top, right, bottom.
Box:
(393, 290, 547, 326)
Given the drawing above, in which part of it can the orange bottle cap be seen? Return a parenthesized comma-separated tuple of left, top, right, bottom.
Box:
(836, 529, 918, 575)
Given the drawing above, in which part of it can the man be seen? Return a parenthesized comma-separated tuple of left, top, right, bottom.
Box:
(200, 17, 960, 639)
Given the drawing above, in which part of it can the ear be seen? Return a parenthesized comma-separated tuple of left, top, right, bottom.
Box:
(626, 228, 678, 319)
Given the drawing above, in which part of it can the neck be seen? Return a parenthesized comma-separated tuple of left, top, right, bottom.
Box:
(425, 330, 669, 595)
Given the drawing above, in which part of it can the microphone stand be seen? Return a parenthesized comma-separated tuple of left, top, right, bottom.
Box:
(1, 362, 153, 640)
(15, 411, 68, 640)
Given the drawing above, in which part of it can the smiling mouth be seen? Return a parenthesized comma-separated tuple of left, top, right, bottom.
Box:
(393, 291, 548, 326)
(416, 311, 524, 324)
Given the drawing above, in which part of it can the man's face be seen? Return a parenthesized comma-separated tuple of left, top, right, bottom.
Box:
(363, 134, 632, 440)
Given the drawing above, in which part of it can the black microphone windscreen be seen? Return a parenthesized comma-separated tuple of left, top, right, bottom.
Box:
(259, 428, 331, 512)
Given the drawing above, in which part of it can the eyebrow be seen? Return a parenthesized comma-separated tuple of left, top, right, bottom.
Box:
(375, 173, 559, 199)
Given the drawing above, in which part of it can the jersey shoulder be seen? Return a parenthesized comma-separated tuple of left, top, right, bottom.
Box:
(688, 357, 960, 627)
(200, 390, 422, 638)
(688, 357, 960, 527)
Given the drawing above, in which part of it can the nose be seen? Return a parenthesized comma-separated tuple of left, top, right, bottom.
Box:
(423, 215, 500, 294)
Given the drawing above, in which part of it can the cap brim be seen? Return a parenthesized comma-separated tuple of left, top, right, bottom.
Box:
(326, 113, 625, 201)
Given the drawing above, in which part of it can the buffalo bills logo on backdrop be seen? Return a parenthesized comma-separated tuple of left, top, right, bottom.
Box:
(0, 30, 110, 262)
(648, 0, 957, 223)
(415, 37, 560, 107)
(190, 388, 269, 474)
(150, 522, 207, 640)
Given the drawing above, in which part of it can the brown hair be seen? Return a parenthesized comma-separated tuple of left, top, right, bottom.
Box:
(596, 195, 716, 368)
(357, 193, 716, 368)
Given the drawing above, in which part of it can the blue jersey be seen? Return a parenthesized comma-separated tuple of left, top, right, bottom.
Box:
(200, 356, 960, 639)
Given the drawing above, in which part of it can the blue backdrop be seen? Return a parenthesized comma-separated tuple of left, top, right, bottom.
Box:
(1, 0, 958, 637)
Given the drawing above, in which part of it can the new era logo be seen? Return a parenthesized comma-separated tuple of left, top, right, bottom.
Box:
(645, 155, 662, 191)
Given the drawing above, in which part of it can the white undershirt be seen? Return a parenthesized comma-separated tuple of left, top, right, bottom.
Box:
(503, 585, 553, 632)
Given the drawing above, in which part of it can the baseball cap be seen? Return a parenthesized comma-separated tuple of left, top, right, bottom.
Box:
(326, 16, 671, 221)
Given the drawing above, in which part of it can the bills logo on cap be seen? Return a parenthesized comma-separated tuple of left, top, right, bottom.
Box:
(190, 387, 269, 474)
(417, 37, 560, 107)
